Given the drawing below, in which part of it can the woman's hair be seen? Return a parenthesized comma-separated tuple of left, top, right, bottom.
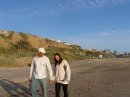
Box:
(54, 53, 63, 67)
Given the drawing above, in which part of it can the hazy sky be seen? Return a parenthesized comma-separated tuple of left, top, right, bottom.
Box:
(0, 0, 130, 53)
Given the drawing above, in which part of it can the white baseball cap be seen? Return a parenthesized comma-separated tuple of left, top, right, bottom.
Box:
(38, 47, 46, 53)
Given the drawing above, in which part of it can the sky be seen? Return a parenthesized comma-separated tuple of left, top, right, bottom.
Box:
(0, 0, 130, 53)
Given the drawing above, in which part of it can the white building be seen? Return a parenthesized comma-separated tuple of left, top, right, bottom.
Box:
(0, 30, 12, 36)
(99, 55, 103, 59)
(57, 40, 61, 43)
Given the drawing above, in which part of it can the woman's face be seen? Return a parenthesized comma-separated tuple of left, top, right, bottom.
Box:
(55, 55, 60, 61)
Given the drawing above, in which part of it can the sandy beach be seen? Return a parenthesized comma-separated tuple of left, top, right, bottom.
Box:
(0, 58, 130, 97)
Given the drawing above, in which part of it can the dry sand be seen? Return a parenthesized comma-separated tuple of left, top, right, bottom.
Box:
(0, 58, 130, 97)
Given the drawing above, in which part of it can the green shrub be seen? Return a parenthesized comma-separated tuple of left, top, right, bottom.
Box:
(15, 39, 32, 50)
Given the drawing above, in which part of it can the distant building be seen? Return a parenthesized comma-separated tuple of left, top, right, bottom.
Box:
(99, 55, 103, 59)
(0, 30, 13, 36)
(88, 48, 92, 51)
(54, 39, 71, 45)
(57, 40, 61, 43)
(62, 42, 71, 46)
(91, 49, 97, 52)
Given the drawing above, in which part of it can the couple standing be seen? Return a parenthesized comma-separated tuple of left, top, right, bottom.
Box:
(30, 47, 71, 97)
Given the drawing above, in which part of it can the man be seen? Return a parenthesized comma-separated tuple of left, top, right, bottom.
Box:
(30, 47, 53, 97)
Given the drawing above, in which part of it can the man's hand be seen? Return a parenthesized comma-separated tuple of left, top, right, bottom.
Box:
(29, 79, 32, 83)
(49, 80, 53, 84)
(61, 80, 70, 82)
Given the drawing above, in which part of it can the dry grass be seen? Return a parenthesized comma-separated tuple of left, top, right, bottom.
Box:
(0, 37, 9, 48)
(15, 57, 32, 67)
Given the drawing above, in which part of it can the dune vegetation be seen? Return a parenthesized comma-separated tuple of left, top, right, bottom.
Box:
(0, 30, 115, 67)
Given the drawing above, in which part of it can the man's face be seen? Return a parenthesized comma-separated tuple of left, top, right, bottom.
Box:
(38, 52, 44, 57)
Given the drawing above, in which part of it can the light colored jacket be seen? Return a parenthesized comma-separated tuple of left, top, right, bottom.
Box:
(54, 59, 71, 84)
(30, 56, 53, 80)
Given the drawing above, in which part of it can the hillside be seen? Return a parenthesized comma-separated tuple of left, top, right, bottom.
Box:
(0, 30, 115, 67)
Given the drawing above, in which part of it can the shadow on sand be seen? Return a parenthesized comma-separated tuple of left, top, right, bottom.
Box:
(0, 79, 31, 97)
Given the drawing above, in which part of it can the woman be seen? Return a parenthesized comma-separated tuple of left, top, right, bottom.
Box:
(53, 53, 71, 97)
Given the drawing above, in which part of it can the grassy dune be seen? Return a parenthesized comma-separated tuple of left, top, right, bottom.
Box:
(0, 30, 115, 67)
